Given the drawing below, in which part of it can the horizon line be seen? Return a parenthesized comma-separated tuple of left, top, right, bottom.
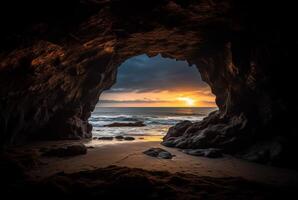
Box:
(95, 106, 218, 108)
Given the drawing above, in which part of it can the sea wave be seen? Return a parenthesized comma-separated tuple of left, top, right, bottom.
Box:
(89, 107, 215, 137)
(89, 114, 204, 127)
(92, 124, 171, 137)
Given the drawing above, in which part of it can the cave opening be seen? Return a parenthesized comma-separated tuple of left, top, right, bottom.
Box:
(2, 1, 298, 197)
(89, 54, 217, 142)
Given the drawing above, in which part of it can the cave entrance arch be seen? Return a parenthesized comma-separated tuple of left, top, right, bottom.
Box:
(89, 54, 217, 140)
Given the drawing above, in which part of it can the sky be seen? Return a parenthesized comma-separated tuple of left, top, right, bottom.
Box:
(98, 54, 216, 107)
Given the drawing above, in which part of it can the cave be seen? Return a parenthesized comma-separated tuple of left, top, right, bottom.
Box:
(1, 0, 298, 198)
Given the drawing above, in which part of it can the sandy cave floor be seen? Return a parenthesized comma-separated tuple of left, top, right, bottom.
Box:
(19, 136, 298, 187)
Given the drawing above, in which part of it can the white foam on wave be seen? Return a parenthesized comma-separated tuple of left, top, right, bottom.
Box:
(89, 107, 216, 137)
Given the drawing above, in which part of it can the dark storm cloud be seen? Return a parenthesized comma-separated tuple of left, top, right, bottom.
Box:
(107, 54, 208, 93)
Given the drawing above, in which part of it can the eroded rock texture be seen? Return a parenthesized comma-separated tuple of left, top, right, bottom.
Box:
(2, 164, 294, 199)
(0, 0, 297, 167)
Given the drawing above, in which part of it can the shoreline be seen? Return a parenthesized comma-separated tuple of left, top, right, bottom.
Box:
(20, 136, 298, 187)
(86, 135, 164, 147)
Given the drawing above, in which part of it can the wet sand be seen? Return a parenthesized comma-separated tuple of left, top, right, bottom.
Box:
(26, 136, 298, 187)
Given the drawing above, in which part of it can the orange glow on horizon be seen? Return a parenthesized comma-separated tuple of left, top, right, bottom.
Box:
(98, 88, 216, 108)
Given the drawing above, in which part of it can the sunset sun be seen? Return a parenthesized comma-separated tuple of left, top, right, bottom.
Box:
(178, 97, 196, 107)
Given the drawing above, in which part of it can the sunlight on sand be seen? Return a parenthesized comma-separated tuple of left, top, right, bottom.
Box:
(85, 135, 163, 147)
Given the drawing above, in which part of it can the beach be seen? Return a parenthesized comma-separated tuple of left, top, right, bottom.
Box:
(2, 136, 297, 199)
(23, 137, 298, 187)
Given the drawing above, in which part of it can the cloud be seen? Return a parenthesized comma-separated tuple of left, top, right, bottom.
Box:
(199, 100, 216, 104)
(106, 54, 209, 94)
(98, 99, 173, 104)
(108, 88, 164, 93)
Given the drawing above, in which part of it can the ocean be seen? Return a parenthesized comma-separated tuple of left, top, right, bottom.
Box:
(89, 107, 217, 137)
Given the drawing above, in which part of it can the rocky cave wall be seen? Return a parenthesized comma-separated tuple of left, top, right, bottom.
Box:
(0, 0, 297, 167)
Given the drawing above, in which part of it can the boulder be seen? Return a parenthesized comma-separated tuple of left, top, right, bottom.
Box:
(115, 135, 124, 140)
(162, 113, 248, 151)
(163, 120, 192, 140)
(98, 137, 114, 140)
(143, 148, 174, 159)
(123, 136, 135, 141)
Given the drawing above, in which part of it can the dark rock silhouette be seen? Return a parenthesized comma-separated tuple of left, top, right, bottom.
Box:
(0, 0, 297, 167)
(97, 136, 114, 140)
(143, 147, 174, 159)
(115, 135, 124, 140)
(123, 136, 135, 141)
(163, 120, 193, 140)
